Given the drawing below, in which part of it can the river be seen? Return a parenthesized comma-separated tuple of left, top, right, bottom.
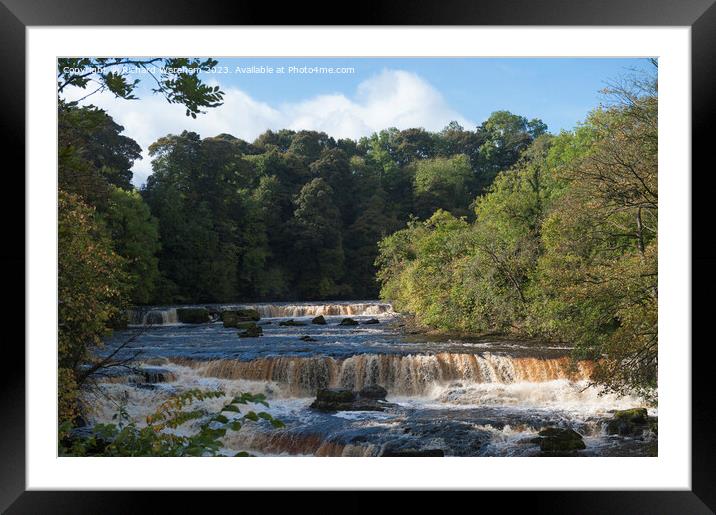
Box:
(88, 301, 657, 456)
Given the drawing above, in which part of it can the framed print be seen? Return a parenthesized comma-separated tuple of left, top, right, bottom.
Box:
(2, 0, 715, 512)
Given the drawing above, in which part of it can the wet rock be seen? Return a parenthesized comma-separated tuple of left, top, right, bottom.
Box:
(222, 309, 260, 327)
(235, 308, 261, 321)
(311, 315, 327, 325)
(238, 325, 263, 338)
(381, 448, 444, 457)
(235, 321, 258, 330)
(176, 307, 211, 324)
(359, 384, 388, 400)
(299, 335, 318, 342)
(279, 319, 307, 326)
(73, 414, 88, 428)
(258, 321, 272, 325)
(309, 388, 395, 412)
(206, 307, 221, 322)
(339, 318, 359, 326)
(316, 388, 356, 403)
(363, 318, 380, 325)
(531, 427, 586, 452)
(140, 367, 176, 384)
(606, 408, 653, 436)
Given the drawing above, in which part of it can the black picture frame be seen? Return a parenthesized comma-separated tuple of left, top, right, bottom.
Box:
(2, 0, 714, 512)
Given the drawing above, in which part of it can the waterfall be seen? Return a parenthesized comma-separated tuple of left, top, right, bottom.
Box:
(225, 302, 394, 318)
(127, 307, 179, 326)
(222, 429, 380, 457)
(173, 353, 594, 396)
(126, 301, 394, 326)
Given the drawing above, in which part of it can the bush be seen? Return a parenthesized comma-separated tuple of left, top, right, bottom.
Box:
(60, 389, 284, 457)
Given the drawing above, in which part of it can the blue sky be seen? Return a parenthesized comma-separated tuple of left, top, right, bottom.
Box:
(208, 57, 650, 132)
(65, 57, 652, 185)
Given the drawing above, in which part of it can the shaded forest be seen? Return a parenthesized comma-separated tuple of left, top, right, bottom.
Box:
(60, 104, 546, 304)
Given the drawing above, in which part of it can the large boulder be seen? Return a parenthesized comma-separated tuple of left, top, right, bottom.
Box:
(140, 367, 176, 384)
(339, 318, 359, 326)
(206, 307, 221, 321)
(238, 324, 263, 338)
(222, 309, 260, 328)
(311, 315, 327, 325)
(362, 318, 380, 325)
(177, 307, 210, 324)
(606, 408, 653, 436)
(235, 321, 258, 329)
(359, 384, 388, 400)
(531, 427, 586, 452)
(279, 319, 307, 326)
(310, 387, 395, 412)
(316, 388, 356, 403)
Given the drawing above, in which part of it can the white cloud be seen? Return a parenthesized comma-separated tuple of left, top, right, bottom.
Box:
(63, 69, 472, 186)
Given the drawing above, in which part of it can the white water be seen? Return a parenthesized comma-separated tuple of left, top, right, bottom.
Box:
(126, 301, 394, 326)
(95, 301, 656, 457)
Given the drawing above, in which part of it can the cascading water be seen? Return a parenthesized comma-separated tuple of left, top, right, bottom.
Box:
(94, 300, 655, 457)
(126, 301, 393, 326)
(126, 307, 179, 326)
(177, 353, 594, 396)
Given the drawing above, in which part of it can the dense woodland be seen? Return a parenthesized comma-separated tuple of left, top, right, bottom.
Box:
(376, 69, 657, 399)
(60, 103, 547, 304)
(58, 59, 657, 431)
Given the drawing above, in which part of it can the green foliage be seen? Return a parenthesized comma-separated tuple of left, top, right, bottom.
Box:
(60, 389, 284, 457)
(376, 67, 658, 398)
(58, 58, 224, 117)
(377, 135, 561, 333)
(529, 77, 658, 399)
(413, 154, 474, 219)
(101, 187, 161, 304)
(58, 101, 142, 201)
(290, 178, 346, 299)
(137, 115, 543, 303)
(58, 191, 130, 423)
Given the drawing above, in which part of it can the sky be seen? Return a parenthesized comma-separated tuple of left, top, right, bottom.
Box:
(62, 57, 653, 186)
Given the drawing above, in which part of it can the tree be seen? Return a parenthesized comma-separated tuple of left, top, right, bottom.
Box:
(143, 132, 243, 302)
(288, 130, 335, 163)
(345, 188, 396, 298)
(102, 187, 161, 304)
(58, 191, 129, 424)
(476, 111, 547, 192)
(309, 148, 354, 224)
(290, 179, 346, 298)
(58, 58, 224, 118)
(413, 154, 474, 219)
(532, 71, 658, 399)
(58, 102, 143, 208)
(375, 64, 659, 402)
